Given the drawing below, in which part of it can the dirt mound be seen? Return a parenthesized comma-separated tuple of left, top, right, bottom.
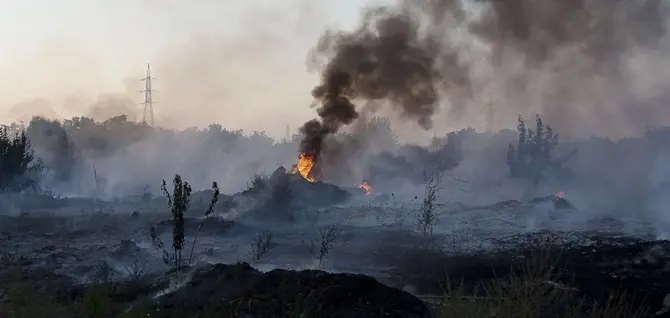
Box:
(271, 166, 351, 207)
(158, 262, 431, 318)
(231, 167, 353, 221)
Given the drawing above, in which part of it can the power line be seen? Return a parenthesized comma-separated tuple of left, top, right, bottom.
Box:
(140, 63, 156, 127)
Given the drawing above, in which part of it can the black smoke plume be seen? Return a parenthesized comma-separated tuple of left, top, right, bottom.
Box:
(299, 5, 465, 157)
(299, 70, 358, 157)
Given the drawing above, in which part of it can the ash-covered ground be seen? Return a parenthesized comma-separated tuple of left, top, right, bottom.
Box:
(4, 168, 670, 317)
(0, 168, 665, 286)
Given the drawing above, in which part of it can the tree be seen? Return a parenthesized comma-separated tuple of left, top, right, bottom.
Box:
(506, 114, 562, 182)
(362, 117, 398, 150)
(0, 128, 41, 192)
(151, 176, 219, 271)
(160, 175, 192, 270)
(26, 117, 77, 182)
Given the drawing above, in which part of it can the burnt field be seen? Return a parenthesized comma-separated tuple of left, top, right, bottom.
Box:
(2, 171, 670, 318)
(4, 0, 670, 315)
(1, 112, 669, 317)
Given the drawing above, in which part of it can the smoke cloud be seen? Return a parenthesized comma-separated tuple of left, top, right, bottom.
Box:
(301, 0, 670, 159)
(470, 0, 670, 137)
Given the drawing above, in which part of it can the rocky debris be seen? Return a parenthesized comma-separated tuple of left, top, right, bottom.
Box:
(158, 262, 431, 318)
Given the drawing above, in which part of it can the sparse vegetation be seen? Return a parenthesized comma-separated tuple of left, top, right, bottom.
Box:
(249, 230, 275, 264)
(416, 168, 444, 236)
(432, 249, 649, 318)
(316, 224, 341, 268)
(188, 181, 220, 265)
(124, 252, 148, 281)
(92, 261, 119, 284)
(300, 223, 342, 268)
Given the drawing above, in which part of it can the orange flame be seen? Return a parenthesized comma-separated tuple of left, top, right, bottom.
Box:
(360, 180, 372, 195)
(291, 153, 316, 182)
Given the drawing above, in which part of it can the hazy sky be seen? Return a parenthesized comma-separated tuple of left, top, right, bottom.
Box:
(0, 0, 395, 137)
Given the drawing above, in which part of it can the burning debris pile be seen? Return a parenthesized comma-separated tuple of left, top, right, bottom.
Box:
(289, 152, 317, 183)
(359, 180, 372, 195)
(275, 166, 351, 208)
(230, 162, 374, 220)
(287, 150, 373, 197)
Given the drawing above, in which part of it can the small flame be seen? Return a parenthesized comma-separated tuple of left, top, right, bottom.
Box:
(291, 153, 316, 182)
(555, 191, 566, 199)
(360, 180, 372, 195)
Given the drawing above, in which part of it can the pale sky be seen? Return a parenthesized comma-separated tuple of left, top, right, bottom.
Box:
(0, 0, 394, 137)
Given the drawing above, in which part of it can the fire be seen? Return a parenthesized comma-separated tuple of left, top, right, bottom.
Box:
(291, 153, 317, 182)
(360, 180, 372, 195)
(555, 191, 566, 199)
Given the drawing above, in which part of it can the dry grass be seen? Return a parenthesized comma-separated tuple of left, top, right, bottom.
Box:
(431, 248, 650, 318)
